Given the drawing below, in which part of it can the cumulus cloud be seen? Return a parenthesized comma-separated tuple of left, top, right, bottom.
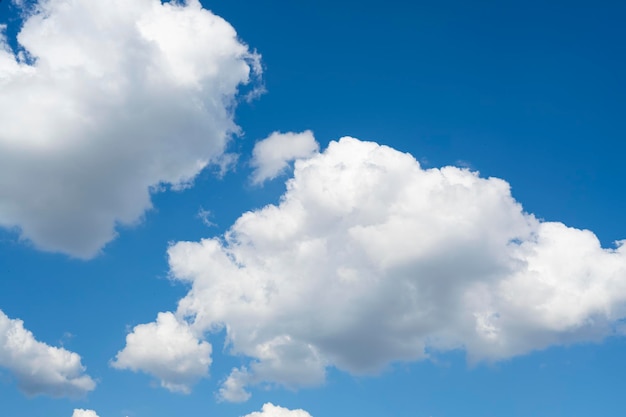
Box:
(0, 0, 261, 258)
(218, 367, 252, 402)
(250, 131, 319, 184)
(72, 410, 99, 417)
(111, 311, 211, 394)
(0, 309, 95, 398)
(242, 403, 313, 417)
(116, 137, 626, 399)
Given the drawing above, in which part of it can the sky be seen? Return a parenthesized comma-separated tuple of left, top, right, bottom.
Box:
(0, 0, 625, 416)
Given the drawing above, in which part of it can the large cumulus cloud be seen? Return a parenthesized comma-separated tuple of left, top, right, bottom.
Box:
(0, 309, 95, 398)
(115, 136, 626, 399)
(0, 0, 260, 257)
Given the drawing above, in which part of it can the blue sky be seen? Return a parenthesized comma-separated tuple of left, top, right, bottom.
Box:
(0, 0, 625, 416)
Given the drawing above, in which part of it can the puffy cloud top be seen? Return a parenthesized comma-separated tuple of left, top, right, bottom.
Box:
(0, 0, 261, 257)
(111, 311, 211, 394)
(0, 309, 95, 398)
(116, 136, 626, 400)
(242, 403, 313, 417)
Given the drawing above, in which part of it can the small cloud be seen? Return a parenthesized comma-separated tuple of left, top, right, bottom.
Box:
(111, 312, 212, 394)
(241, 403, 313, 417)
(0, 310, 95, 398)
(214, 153, 240, 179)
(455, 159, 475, 170)
(197, 208, 217, 228)
(59, 331, 74, 347)
(72, 410, 99, 417)
(250, 131, 319, 185)
(218, 367, 252, 403)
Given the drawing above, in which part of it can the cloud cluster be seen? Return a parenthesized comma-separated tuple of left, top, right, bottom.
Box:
(72, 410, 99, 417)
(0, 310, 95, 398)
(0, 0, 261, 258)
(250, 131, 319, 184)
(115, 136, 626, 399)
(242, 403, 313, 417)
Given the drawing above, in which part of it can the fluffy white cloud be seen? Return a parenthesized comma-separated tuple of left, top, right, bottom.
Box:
(250, 131, 319, 184)
(0, 0, 261, 258)
(218, 367, 252, 402)
(242, 403, 313, 417)
(111, 311, 211, 393)
(72, 410, 99, 417)
(0, 309, 95, 398)
(117, 137, 626, 399)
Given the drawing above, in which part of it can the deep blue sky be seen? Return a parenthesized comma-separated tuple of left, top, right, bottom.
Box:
(213, 0, 626, 240)
(1, 0, 625, 416)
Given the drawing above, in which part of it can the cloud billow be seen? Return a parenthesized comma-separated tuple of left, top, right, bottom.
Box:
(0, 0, 261, 258)
(0, 310, 95, 398)
(72, 410, 99, 417)
(242, 403, 313, 417)
(115, 135, 626, 400)
(250, 130, 319, 185)
(111, 311, 211, 393)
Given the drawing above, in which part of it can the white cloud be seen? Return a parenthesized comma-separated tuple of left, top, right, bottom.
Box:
(0, 0, 261, 258)
(197, 207, 216, 228)
(0, 309, 95, 398)
(72, 410, 99, 417)
(118, 137, 626, 399)
(250, 131, 319, 184)
(218, 367, 252, 403)
(111, 311, 211, 394)
(242, 403, 313, 417)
